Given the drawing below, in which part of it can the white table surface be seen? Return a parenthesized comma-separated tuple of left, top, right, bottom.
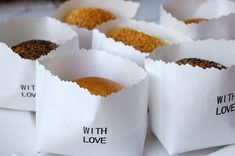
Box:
(0, 0, 234, 156)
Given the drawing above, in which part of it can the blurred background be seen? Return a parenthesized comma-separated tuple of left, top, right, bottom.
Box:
(0, 0, 171, 22)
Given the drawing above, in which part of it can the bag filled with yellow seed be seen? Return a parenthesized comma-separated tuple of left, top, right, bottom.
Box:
(93, 19, 191, 67)
(54, 0, 140, 49)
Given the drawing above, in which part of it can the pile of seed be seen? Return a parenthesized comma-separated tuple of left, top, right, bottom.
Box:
(176, 58, 227, 70)
(65, 8, 116, 30)
(74, 77, 123, 97)
(11, 40, 58, 60)
(107, 27, 167, 53)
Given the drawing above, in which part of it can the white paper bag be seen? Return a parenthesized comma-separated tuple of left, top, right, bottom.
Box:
(145, 40, 235, 155)
(144, 131, 223, 156)
(93, 19, 192, 67)
(160, 0, 235, 40)
(0, 16, 78, 111)
(0, 108, 36, 156)
(54, 0, 140, 49)
(36, 48, 148, 156)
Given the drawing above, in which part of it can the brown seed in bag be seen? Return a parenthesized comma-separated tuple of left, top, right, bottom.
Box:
(107, 27, 167, 53)
(74, 77, 123, 97)
(184, 18, 208, 25)
(12, 40, 58, 60)
(176, 58, 227, 70)
(65, 8, 116, 30)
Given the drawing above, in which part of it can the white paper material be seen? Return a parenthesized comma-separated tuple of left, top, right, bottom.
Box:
(160, 0, 235, 40)
(71, 27, 93, 49)
(206, 145, 235, 156)
(0, 109, 36, 156)
(93, 19, 192, 67)
(0, 16, 78, 111)
(0, 43, 34, 111)
(36, 49, 148, 156)
(143, 118, 223, 156)
(53, 0, 139, 49)
(144, 132, 223, 156)
(145, 40, 235, 155)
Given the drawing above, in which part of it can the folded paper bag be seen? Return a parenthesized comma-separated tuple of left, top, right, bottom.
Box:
(36, 49, 148, 156)
(0, 42, 34, 111)
(0, 16, 78, 111)
(145, 40, 235, 155)
(160, 0, 235, 40)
